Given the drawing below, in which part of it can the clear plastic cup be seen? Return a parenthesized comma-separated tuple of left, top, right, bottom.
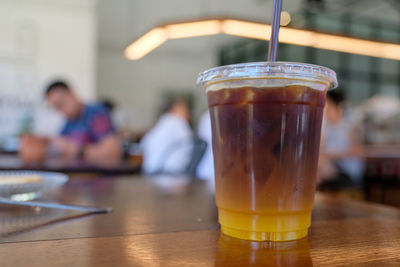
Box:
(197, 62, 337, 241)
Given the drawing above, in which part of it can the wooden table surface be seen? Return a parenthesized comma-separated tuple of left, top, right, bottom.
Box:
(0, 154, 141, 175)
(1, 175, 400, 266)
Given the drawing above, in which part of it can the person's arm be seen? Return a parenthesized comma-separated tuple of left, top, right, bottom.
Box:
(50, 137, 80, 159)
(83, 106, 122, 164)
(161, 119, 193, 173)
(48, 121, 81, 160)
(320, 123, 364, 160)
(320, 149, 348, 160)
(19, 134, 49, 163)
(83, 134, 122, 164)
(348, 123, 365, 157)
(50, 134, 122, 164)
(319, 122, 343, 160)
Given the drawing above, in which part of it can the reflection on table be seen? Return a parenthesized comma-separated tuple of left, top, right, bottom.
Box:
(215, 234, 312, 266)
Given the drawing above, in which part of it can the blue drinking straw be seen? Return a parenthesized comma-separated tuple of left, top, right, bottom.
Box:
(268, 0, 283, 61)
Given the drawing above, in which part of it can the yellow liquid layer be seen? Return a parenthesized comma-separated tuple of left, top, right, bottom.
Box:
(218, 208, 311, 242)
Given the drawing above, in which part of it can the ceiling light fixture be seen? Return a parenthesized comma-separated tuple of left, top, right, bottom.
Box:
(124, 27, 167, 60)
(165, 20, 221, 39)
(221, 20, 270, 40)
(280, 11, 291, 26)
(124, 18, 400, 61)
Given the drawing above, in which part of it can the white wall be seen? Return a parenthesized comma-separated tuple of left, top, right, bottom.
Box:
(98, 44, 216, 132)
(0, 0, 96, 137)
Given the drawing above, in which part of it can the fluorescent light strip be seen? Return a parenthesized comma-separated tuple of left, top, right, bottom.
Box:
(125, 27, 167, 60)
(221, 20, 270, 40)
(278, 27, 315, 46)
(125, 18, 400, 61)
(166, 20, 221, 39)
(313, 33, 400, 60)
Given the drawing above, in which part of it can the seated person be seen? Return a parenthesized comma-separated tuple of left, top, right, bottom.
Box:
(20, 80, 122, 164)
(141, 98, 193, 174)
(318, 90, 365, 190)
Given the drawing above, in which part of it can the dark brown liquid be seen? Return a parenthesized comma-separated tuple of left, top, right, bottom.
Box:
(208, 85, 326, 214)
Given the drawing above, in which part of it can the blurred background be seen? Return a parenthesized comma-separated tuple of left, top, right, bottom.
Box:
(1, 0, 400, 205)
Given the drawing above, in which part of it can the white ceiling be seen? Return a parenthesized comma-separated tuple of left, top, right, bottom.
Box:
(97, 0, 301, 53)
(97, 0, 400, 55)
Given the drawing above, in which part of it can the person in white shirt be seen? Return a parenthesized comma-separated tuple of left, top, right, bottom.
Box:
(318, 90, 365, 189)
(196, 110, 215, 181)
(141, 98, 193, 174)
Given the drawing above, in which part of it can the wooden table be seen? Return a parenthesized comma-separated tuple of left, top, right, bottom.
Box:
(0, 154, 141, 175)
(1, 175, 400, 266)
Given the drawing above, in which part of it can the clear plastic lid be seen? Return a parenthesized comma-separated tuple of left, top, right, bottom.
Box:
(197, 62, 338, 90)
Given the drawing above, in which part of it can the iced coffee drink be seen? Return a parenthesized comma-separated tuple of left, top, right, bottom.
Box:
(198, 62, 337, 241)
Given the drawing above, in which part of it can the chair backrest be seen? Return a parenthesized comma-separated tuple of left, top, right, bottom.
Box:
(184, 137, 208, 177)
(145, 136, 208, 176)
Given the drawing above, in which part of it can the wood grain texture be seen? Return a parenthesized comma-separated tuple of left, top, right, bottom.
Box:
(1, 221, 400, 267)
(0, 176, 218, 243)
(1, 176, 400, 266)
